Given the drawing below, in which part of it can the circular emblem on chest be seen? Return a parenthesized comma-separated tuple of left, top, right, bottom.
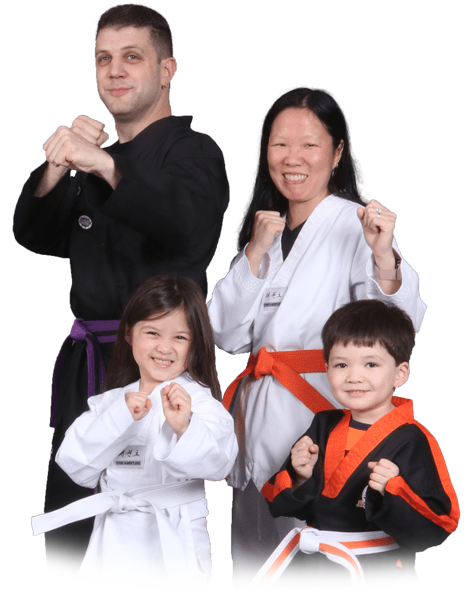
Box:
(78, 215, 92, 230)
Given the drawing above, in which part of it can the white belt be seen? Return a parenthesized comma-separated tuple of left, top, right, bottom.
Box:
(252, 526, 400, 585)
(32, 480, 205, 579)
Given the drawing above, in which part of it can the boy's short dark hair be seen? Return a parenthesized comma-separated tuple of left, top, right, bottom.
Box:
(321, 300, 415, 365)
(97, 4, 173, 59)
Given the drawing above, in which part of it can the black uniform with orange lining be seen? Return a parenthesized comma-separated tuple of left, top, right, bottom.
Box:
(262, 397, 459, 579)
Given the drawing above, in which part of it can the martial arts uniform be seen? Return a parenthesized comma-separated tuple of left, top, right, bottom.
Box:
(14, 116, 229, 559)
(261, 397, 459, 582)
(32, 373, 238, 585)
(207, 195, 426, 573)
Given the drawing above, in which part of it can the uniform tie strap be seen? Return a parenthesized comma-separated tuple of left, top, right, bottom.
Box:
(50, 318, 120, 427)
(252, 526, 399, 585)
(32, 480, 205, 579)
(223, 347, 333, 413)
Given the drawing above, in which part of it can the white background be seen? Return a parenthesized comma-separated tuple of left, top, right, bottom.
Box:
(7, 3, 472, 590)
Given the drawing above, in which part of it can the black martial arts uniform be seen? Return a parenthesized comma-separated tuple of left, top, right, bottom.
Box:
(14, 115, 229, 561)
(262, 397, 459, 582)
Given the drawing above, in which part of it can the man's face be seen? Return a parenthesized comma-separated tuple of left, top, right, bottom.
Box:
(95, 26, 167, 123)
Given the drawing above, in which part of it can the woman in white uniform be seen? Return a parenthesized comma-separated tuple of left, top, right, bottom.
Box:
(207, 88, 426, 577)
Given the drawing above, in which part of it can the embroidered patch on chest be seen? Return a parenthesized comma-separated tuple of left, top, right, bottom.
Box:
(114, 445, 146, 468)
(263, 287, 287, 311)
(356, 485, 368, 509)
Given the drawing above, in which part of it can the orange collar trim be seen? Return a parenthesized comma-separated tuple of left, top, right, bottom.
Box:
(322, 397, 413, 498)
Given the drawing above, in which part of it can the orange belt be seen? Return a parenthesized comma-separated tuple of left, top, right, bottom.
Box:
(222, 346, 334, 413)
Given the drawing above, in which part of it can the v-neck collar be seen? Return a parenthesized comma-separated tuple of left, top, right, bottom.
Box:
(322, 397, 414, 498)
(268, 195, 343, 285)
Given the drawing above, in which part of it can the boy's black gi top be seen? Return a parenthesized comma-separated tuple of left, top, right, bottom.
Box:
(262, 397, 459, 590)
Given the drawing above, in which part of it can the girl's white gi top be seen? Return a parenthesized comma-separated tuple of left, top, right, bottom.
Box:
(55, 372, 238, 580)
(208, 196, 426, 491)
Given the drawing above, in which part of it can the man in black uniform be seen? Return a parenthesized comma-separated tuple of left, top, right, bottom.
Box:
(14, 4, 229, 564)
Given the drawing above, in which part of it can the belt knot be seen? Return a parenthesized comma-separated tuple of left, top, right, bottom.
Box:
(253, 347, 275, 380)
(299, 528, 321, 553)
(111, 493, 139, 513)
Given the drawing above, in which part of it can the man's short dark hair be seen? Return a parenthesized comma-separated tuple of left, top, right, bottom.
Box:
(97, 4, 173, 59)
(321, 300, 416, 366)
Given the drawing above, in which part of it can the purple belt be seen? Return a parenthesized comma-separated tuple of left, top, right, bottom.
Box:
(50, 318, 120, 427)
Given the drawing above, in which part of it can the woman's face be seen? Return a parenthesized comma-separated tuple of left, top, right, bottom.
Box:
(267, 107, 343, 220)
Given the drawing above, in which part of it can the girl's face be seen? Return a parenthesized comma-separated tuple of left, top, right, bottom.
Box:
(127, 308, 192, 394)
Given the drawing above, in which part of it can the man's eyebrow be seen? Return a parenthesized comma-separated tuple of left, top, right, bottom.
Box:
(95, 45, 145, 56)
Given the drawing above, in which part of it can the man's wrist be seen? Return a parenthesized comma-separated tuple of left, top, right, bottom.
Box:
(33, 163, 69, 198)
(94, 152, 122, 190)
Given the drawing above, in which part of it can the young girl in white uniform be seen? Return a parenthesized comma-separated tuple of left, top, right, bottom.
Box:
(33, 275, 238, 585)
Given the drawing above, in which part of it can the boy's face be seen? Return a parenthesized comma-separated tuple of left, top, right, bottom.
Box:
(326, 342, 409, 424)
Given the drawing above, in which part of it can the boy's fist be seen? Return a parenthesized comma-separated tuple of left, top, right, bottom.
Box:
(368, 458, 400, 496)
(291, 435, 319, 485)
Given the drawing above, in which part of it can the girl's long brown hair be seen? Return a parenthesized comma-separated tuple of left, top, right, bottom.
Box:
(103, 275, 222, 401)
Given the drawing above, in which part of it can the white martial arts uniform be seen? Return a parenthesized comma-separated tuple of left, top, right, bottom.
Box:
(208, 195, 426, 572)
(51, 372, 238, 584)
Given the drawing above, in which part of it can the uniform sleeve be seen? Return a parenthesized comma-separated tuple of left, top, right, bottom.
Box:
(365, 425, 459, 551)
(153, 390, 238, 481)
(351, 236, 426, 332)
(207, 247, 269, 354)
(94, 135, 229, 246)
(55, 390, 140, 488)
(262, 459, 320, 520)
(262, 418, 324, 520)
(13, 163, 80, 257)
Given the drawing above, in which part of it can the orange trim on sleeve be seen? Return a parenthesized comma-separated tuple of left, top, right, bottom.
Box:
(412, 420, 460, 528)
(386, 476, 458, 533)
(262, 470, 293, 503)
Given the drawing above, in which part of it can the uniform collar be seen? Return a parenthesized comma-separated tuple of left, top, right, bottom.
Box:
(322, 397, 414, 498)
(108, 115, 194, 151)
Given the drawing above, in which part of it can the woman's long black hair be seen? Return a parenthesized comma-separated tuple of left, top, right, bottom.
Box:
(238, 88, 364, 250)
(103, 275, 222, 401)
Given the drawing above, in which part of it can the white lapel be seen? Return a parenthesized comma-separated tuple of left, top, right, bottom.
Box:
(269, 195, 344, 285)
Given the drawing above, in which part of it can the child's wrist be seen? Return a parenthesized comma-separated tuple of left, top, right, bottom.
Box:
(292, 473, 309, 491)
(174, 416, 192, 440)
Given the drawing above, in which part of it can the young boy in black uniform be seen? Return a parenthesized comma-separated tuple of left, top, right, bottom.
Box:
(261, 300, 459, 584)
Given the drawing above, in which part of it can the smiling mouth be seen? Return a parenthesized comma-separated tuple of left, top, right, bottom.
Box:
(283, 174, 307, 183)
(152, 358, 172, 367)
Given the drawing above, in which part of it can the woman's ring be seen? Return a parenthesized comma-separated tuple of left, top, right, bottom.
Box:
(376, 208, 381, 217)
